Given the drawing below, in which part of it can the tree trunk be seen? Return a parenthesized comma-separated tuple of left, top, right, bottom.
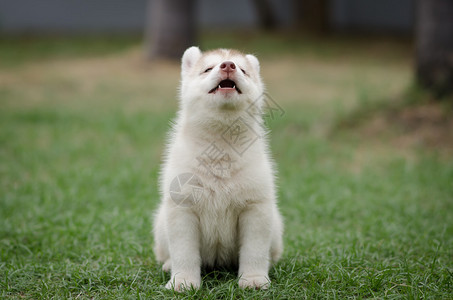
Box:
(144, 0, 197, 60)
(416, 0, 453, 98)
(251, 0, 277, 30)
(294, 0, 330, 34)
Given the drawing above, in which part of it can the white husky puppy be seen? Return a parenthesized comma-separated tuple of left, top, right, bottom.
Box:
(153, 46, 283, 291)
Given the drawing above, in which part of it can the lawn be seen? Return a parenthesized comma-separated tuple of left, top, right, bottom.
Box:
(1, 34, 452, 299)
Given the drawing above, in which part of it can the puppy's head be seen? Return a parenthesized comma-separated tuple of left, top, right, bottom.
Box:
(179, 47, 264, 114)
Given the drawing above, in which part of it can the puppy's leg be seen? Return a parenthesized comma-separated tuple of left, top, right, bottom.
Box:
(238, 203, 273, 289)
(270, 207, 284, 263)
(165, 206, 201, 291)
(162, 259, 171, 272)
(153, 205, 170, 270)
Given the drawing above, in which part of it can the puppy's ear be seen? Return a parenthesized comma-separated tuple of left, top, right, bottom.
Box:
(246, 54, 260, 74)
(181, 46, 202, 75)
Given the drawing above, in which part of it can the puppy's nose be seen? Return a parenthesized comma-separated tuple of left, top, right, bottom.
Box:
(220, 61, 236, 73)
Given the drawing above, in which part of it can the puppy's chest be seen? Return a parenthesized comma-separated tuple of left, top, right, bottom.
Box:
(194, 141, 243, 180)
(189, 139, 261, 207)
(197, 199, 241, 261)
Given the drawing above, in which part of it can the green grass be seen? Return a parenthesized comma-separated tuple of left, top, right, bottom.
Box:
(0, 35, 140, 68)
(1, 34, 452, 299)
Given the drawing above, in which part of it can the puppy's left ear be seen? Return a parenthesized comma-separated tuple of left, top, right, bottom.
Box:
(246, 54, 260, 74)
(182, 46, 202, 75)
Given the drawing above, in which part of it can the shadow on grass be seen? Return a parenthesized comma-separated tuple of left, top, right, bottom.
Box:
(331, 83, 453, 155)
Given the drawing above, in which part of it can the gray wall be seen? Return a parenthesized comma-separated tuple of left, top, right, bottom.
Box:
(331, 0, 414, 33)
(0, 0, 414, 34)
(0, 0, 148, 33)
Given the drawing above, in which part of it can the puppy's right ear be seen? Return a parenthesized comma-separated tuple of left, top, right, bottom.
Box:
(181, 46, 202, 75)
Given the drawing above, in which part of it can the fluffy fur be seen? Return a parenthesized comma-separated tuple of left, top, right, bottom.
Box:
(153, 46, 283, 291)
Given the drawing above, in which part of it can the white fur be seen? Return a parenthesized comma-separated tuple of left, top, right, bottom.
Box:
(153, 46, 283, 291)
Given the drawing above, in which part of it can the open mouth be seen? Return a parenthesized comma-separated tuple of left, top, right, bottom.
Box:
(209, 79, 242, 94)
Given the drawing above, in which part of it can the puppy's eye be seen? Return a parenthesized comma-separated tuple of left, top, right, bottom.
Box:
(240, 68, 247, 75)
(204, 67, 213, 73)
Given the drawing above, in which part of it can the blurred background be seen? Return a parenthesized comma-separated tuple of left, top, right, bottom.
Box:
(1, 0, 452, 157)
(1, 0, 452, 298)
(0, 0, 451, 94)
(0, 0, 415, 34)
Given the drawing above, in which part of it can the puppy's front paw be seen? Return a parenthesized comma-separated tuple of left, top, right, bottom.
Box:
(162, 259, 171, 272)
(238, 274, 270, 289)
(165, 274, 201, 292)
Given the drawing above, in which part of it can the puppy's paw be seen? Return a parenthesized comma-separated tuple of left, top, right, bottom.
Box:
(162, 259, 171, 272)
(238, 274, 270, 290)
(165, 274, 201, 292)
